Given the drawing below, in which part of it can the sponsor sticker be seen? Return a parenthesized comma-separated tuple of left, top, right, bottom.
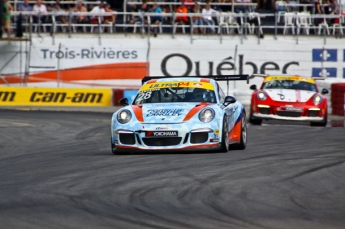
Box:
(156, 125, 171, 130)
(0, 88, 111, 106)
(265, 76, 315, 84)
(146, 109, 183, 117)
(278, 107, 303, 112)
(193, 83, 203, 87)
(140, 81, 214, 91)
(146, 131, 178, 137)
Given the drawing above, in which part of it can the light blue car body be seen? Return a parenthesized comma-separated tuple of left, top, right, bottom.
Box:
(111, 77, 245, 153)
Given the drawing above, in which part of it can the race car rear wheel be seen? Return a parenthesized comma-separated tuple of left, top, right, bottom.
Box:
(235, 111, 247, 150)
(219, 117, 229, 153)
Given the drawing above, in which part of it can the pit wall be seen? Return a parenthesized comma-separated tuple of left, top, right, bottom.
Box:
(0, 34, 345, 114)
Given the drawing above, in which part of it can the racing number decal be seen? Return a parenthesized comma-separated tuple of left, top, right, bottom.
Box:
(138, 91, 152, 100)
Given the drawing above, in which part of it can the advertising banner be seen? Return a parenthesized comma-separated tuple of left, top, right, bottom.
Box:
(0, 87, 112, 106)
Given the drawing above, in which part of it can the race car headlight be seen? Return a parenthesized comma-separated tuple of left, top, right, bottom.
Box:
(199, 108, 215, 123)
(257, 91, 267, 101)
(313, 94, 322, 105)
(117, 109, 132, 124)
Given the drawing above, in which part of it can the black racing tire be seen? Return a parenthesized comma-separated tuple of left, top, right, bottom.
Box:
(219, 117, 229, 153)
(111, 138, 117, 155)
(310, 112, 328, 127)
(111, 138, 126, 155)
(233, 111, 247, 150)
(249, 113, 262, 125)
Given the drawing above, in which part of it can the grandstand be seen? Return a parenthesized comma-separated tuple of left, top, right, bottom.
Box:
(0, 0, 344, 38)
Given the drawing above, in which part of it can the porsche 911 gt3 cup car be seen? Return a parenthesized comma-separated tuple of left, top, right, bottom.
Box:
(249, 75, 329, 126)
(111, 75, 249, 154)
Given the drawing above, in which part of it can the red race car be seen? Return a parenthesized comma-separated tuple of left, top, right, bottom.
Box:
(249, 75, 329, 126)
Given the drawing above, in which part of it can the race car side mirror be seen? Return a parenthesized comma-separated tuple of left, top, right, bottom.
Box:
(224, 96, 236, 105)
(250, 84, 257, 90)
(119, 98, 129, 106)
(321, 88, 329, 95)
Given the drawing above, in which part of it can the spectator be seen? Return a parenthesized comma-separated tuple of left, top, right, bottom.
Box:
(150, 3, 163, 33)
(256, 0, 276, 10)
(325, 0, 340, 24)
(202, 2, 218, 34)
(2, 0, 13, 38)
(182, 0, 195, 12)
(90, 1, 106, 24)
(104, 3, 116, 32)
(314, 0, 324, 25)
(18, 0, 33, 15)
(191, 4, 204, 34)
(235, 0, 252, 13)
(52, 1, 66, 24)
(33, 0, 48, 23)
(175, 2, 189, 30)
(104, 3, 116, 24)
(213, 0, 231, 12)
(73, 0, 88, 24)
(129, 0, 149, 26)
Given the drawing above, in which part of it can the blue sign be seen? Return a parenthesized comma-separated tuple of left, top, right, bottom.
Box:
(343, 68, 345, 78)
(312, 49, 337, 62)
(124, 90, 138, 104)
(312, 68, 337, 77)
(344, 49, 345, 62)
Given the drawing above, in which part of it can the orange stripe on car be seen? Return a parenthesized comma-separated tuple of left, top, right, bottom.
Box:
(131, 105, 144, 122)
(183, 103, 209, 121)
(230, 119, 241, 141)
(200, 78, 210, 82)
(0, 62, 148, 84)
(184, 143, 219, 149)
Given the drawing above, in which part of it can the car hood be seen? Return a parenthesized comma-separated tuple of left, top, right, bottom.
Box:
(132, 103, 210, 123)
(265, 89, 316, 103)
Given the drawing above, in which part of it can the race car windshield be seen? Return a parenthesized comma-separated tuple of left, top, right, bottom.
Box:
(262, 80, 317, 92)
(133, 87, 217, 104)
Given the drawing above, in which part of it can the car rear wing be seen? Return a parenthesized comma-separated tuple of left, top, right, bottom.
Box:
(142, 75, 250, 85)
(311, 77, 326, 80)
(249, 74, 268, 79)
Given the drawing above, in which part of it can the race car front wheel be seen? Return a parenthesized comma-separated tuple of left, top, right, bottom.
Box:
(310, 112, 328, 127)
(219, 117, 229, 153)
(111, 138, 117, 155)
(249, 107, 262, 125)
(249, 115, 262, 125)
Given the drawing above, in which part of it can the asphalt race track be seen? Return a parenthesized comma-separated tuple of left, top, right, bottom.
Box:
(0, 110, 345, 229)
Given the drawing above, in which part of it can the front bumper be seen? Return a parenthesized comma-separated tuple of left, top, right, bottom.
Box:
(251, 102, 326, 122)
(252, 112, 324, 122)
(112, 122, 222, 152)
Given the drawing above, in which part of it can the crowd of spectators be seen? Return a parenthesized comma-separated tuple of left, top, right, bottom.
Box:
(1, 0, 118, 36)
(1, 0, 344, 37)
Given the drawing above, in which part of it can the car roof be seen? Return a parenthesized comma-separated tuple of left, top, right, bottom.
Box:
(141, 77, 217, 91)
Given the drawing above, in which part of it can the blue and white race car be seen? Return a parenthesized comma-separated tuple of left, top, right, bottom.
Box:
(111, 75, 248, 154)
